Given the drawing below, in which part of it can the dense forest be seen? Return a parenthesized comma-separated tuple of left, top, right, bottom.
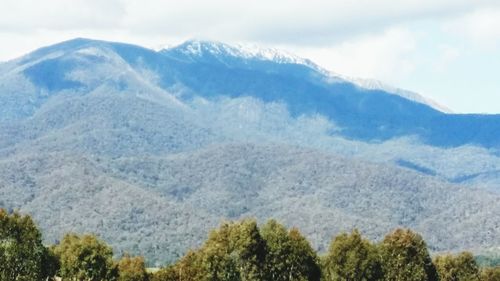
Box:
(1, 209, 499, 281)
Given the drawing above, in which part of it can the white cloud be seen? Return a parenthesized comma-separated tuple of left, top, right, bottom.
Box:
(0, 0, 494, 59)
(0, 0, 497, 61)
(0, 0, 126, 31)
(118, 0, 480, 43)
(0, 0, 497, 43)
(443, 7, 500, 48)
(292, 27, 418, 82)
(431, 45, 460, 73)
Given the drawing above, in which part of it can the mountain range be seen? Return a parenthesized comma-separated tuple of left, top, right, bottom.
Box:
(0, 38, 499, 264)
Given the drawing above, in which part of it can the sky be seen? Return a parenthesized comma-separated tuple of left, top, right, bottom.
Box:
(1, 0, 500, 113)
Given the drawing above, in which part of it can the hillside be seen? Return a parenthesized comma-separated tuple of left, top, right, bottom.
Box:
(1, 144, 499, 264)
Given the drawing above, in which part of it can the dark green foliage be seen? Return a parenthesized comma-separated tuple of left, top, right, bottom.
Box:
(322, 229, 382, 281)
(0, 209, 49, 281)
(261, 220, 321, 281)
(53, 233, 118, 281)
(118, 254, 149, 281)
(434, 252, 480, 281)
(380, 228, 438, 281)
(287, 228, 322, 281)
(41, 246, 60, 280)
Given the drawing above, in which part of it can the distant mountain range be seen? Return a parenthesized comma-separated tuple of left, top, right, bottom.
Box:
(0, 38, 499, 264)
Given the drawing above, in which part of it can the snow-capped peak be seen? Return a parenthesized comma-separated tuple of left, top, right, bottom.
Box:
(165, 39, 320, 68)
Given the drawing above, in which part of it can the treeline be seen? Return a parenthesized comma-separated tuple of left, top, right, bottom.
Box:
(1, 209, 499, 281)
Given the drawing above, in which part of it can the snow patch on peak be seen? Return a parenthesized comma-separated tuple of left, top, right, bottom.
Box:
(167, 40, 320, 68)
(232, 43, 316, 66)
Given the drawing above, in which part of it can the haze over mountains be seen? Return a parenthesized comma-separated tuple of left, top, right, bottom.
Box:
(0, 38, 499, 264)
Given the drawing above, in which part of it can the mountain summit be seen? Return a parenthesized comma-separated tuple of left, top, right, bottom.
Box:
(163, 39, 315, 66)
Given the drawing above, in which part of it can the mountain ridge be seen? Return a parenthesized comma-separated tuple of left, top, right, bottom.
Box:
(16, 38, 498, 147)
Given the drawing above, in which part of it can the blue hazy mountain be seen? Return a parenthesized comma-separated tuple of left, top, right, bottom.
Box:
(1, 38, 500, 263)
(5, 38, 500, 148)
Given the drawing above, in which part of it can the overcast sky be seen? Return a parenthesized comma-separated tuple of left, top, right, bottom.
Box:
(1, 0, 500, 113)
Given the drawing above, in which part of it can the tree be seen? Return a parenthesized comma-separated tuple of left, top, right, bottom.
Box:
(288, 227, 322, 281)
(322, 229, 382, 281)
(380, 228, 438, 281)
(152, 250, 204, 281)
(53, 233, 118, 281)
(151, 265, 178, 281)
(118, 254, 149, 281)
(434, 252, 480, 281)
(480, 267, 500, 281)
(0, 209, 49, 281)
(175, 250, 205, 281)
(260, 219, 321, 281)
(200, 219, 267, 281)
(155, 219, 268, 281)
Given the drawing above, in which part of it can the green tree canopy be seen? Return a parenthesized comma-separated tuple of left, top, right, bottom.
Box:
(200, 219, 267, 281)
(0, 209, 51, 281)
(322, 229, 382, 281)
(260, 219, 321, 281)
(154, 219, 267, 281)
(151, 265, 178, 281)
(380, 228, 438, 281)
(152, 250, 204, 281)
(53, 233, 117, 281)
(118, 254, 149, 281)
(434, 252, 481, 281)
